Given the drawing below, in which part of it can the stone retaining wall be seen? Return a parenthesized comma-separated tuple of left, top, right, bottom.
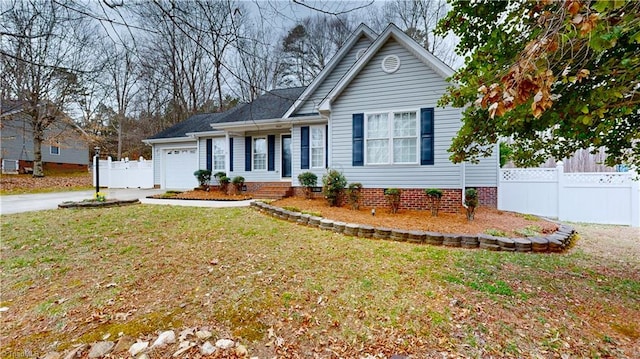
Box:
(251, 201, 575, 254)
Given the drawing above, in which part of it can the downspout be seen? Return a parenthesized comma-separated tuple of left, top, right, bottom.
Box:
(461, 161, 468, 208)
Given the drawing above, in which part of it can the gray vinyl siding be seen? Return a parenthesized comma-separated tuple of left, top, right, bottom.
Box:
(330, 38, 487, 189)
(296, 36, 373, 115)
(464, 145, 499, 186)
(291, 124, 328, 186)
(151, 141, 197, 185)
(0, 116, 88, 165)
(228, 130, 291, 182)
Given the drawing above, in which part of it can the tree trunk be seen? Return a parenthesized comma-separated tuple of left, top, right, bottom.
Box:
(32, 130, 44, 177)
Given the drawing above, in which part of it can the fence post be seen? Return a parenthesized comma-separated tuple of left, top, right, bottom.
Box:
(630, 170, 639, 227)
(556, 161, 564, 220)
(107, 156, 112, 189)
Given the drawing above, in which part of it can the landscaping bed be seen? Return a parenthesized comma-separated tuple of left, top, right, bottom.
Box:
(270, 197, 558, 237)
(149, 189, 252, 201)
(58, 198, 140, 209)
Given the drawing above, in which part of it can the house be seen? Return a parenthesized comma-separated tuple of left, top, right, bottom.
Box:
(144, 24, 499, 211)
(0, 100, 89, 173)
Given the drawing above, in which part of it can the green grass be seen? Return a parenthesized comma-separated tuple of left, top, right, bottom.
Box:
(1, 206, 638, 358)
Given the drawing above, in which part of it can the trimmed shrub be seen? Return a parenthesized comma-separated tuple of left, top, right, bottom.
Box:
(425, 188, 443, 217)
(193, 169, 212, 190)
(465, 188, 478, 221)
(298, 171, 318, 199)
(231, 176, 245, 194)
(322, 169, 347, 207)
(384, 188, 402, 214)
(346, 183, 363, 210)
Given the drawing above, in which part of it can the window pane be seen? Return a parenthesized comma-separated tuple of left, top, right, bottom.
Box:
(311, 127, 323, 147)
(253, 138, 267, 170)
(367, 113, 388, 138)
(393, 112, 416, 137)
(213, 139, 225, 154)
(311, 148, 323, 168)
(393, 138, 417, 163)
(254, 138, 266, 154)
(366, 139, 389, 164)
(213, 155, 225, 170)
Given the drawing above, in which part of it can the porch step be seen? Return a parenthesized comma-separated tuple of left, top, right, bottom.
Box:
(252, 186, 293, 199)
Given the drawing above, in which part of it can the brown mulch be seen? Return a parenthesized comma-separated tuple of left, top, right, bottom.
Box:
(154, 189, 252, 201)
(271, 197, 558, 236)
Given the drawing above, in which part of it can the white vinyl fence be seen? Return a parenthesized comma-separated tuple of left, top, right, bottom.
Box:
(499, 162, 639, 227)
(93, 156, 153, 189)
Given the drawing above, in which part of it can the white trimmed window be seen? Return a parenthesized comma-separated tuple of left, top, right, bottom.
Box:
(310, 126, 324, 168)
(253, 137, 267, 170)
(365, 110, 418, 165)
(212, 138, 225, 170)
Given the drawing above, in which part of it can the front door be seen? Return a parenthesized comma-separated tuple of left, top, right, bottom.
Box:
(281, 134, 292, 178)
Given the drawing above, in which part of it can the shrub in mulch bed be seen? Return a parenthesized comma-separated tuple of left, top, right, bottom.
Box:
(250, 201, 577, 254)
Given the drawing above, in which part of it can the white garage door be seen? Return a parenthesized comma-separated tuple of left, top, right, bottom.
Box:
(164, 148, 198, 189)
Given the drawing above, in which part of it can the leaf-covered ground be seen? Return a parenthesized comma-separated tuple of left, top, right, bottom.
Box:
(1, 206, 638, 358)
(0, 172, 92, 195)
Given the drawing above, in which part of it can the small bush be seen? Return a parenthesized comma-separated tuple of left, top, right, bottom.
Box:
(213, 171, 227, 184)
(231, 176, 245, 193)
(298, 172, 318, 199)
(464, 188, 478, 221)
(384, 188, 401, 214)
(322, 169, 347, 207)
(425, 188, 443, 217)
(346, 183, 363, 210)
(193, 169, 212, 189)
(218, 175, 230, 193)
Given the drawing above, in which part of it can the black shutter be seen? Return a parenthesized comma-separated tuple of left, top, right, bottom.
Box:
(352, 113, 364, 166)
(325, 124, 329, 168)
(206, 138, 212, 171)
(420, 108, 434, 165)
(245, 136, 252, 171)
(300, 126, 309, 169)
(267, 135, 275, 171)
(229, 138, 234, 172)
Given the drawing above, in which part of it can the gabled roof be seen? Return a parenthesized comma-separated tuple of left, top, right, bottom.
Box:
(220, 87, 305, 124)
(318, 23, 455, 113)
(282, 23, 377, 118)
(146, 87, 306, 140)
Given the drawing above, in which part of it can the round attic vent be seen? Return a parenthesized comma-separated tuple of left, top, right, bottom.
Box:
(356, 48, 367, 60)
(381, 55, 400, 74)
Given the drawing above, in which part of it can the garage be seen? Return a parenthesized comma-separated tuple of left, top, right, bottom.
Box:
(164, 148, 198, 189)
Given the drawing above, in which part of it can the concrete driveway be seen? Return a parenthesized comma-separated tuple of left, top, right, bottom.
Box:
(0, 188, 251, 215)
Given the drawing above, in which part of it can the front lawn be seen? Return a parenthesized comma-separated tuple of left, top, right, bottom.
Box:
(1, 206, 638, 358)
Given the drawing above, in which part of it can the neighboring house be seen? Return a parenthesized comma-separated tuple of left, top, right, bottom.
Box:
(144, 24, 499, 211)
(0, 100, 89, 173)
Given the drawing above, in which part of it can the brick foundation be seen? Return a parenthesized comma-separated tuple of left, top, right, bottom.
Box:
(292, 186, 498, 213)
(477, 187, 498, 208)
